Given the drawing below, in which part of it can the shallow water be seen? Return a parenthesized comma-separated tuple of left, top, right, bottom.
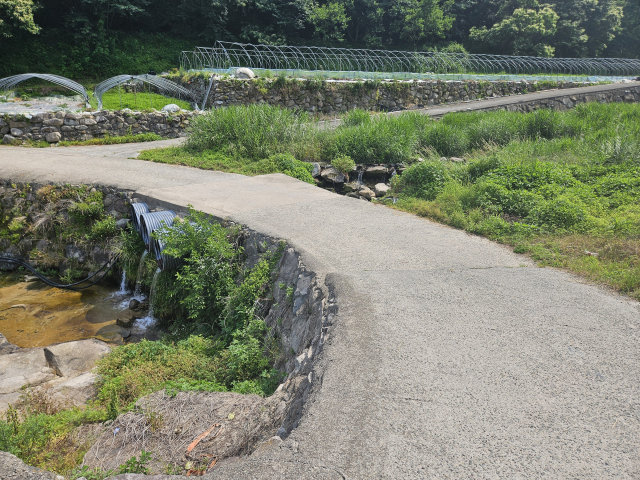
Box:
(0, 279, 129, 348)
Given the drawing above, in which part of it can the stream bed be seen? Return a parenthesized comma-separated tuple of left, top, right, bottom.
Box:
(0, 274, 150, 348)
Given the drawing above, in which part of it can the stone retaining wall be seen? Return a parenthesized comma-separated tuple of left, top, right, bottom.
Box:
(1, 109, 195, 145)
(179, 77, 596, 113)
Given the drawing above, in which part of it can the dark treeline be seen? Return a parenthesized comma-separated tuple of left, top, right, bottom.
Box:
(0, 0, 638, 78)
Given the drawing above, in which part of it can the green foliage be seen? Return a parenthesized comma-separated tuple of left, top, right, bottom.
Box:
(389, 103, 640, 301)
(117, 450, 152, 474)
(88, 90, 193, 112)
(469, 4, 559, 57)
(393, 160, 450, 200)
(246, 154, 315, 184)
(341, 109, 371, 127)
(58, 133, 163, 147)
(0, 0, 40, 38)
(90, 216, 117, 240)
(68, 191, 105, 221)
(331, 154, 355, 177)
(186, 104, 310, 160)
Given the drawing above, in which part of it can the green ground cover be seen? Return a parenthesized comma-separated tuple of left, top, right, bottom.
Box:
(88, 91, 193, 112)
(140, 102, 640, 300)
(0, 208, 286, 476)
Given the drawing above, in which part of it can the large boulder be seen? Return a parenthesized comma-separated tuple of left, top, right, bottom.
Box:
(236, 67, 256, 79)
(0, 451, 65, 480)
(43, 338, 111, 377)
(45, 132, 62, 143)
(162, 104, 180, 113)
(374, 183, 390, 196)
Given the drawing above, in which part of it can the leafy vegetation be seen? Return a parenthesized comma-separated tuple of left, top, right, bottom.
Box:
(58, 133, 163, 147)
(88, 91, 193, 112)
(0, 207, 287, 475)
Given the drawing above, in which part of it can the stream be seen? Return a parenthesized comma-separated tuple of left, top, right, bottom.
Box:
(0, 273, 154, 348)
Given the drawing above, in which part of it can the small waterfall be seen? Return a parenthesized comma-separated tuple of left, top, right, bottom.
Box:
(357, 170, 364, 184)
(133, 250, 148, 299)
(116, 270, 127, 295)
(136, 268, 160, 330)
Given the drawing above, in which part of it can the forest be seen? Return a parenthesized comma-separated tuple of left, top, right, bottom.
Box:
(0, 0, 639, 78)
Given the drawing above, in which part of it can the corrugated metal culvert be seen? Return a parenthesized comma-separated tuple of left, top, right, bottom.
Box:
(139, 211, 176, 253)
(131, 203, 150, 233)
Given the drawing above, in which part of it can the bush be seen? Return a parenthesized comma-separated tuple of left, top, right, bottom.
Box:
(246, 154, 315, 184)
(526, 198, 587, 229)
(90, 217, 117, 239)
(331, 154, 355, 178)
(392, 160, 450, 200)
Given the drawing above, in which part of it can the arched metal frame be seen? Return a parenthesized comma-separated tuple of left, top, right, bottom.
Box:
(0, 74, 90, 106)
(181, 42, 640, 81)
(94, 74, 200, 110)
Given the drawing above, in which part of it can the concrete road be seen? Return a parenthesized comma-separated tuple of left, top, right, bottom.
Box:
(1, 85, 639, 479)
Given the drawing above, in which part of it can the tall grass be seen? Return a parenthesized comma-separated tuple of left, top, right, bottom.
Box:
(186, 104, 311, 159)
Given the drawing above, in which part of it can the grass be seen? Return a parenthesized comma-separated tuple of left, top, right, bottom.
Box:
(88, 91, 193, 112)
(58, 133, 163, 147)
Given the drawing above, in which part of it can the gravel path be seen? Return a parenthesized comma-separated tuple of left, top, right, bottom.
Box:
(1, 85, 639, 479)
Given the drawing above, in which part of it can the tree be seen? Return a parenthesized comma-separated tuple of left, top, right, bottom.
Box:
(310, 1, 350, 43)
(469, 3, 559, 56)
(606, 0, 640, 58)
(0, 0, 39, 37)
(552, 0, 623, 57)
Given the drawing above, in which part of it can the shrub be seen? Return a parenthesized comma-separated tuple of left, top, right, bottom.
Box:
(246, 153, 314, 184)
(90, 217, 117, 239)
(328, 115, 419, 164)
(526, 198, 587, 229)
(392, 160, 450, 200)
(331, 154, 355, 179)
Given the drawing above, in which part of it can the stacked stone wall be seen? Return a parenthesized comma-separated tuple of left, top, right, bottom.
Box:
(179, 77, 596, 113)
(1, 110, 195, 144)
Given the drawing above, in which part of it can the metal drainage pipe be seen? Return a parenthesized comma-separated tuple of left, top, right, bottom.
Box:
(139, 210, 176, 253)
(152, 237, 182, 271)
(131, 203, 150, 233)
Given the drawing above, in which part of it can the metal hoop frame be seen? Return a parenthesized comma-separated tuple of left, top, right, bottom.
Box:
(0, 74, 90, 106)
(94, 74, 200, 110)
(180, 42, 640, 81)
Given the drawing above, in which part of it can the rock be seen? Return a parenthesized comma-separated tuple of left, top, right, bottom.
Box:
(0, 347, 57, 413)
(91, 246, 111, 264)
(79, 118, 97, 126)
(439, 156, 447, 162)
(253, 435, 283, 455)
(43, 338, 111, 378)
(450, 157, 465, 162)
(359, 187, 375, 200)
(374, 183, 390, 196)
(0, 451, 64, 480)
(36, 239, 49, 251)
(9, 121, 28, 128)
(236, 67, 256, 79)
(0, 333, 20, 355)
(320, 167, 344, 183)
(64, 245, 86, 263)
(45, 371, 100, 408)
(116, 310, 138, 329)
(43, 118, 64, 127)
(129, 299, 141, 310)
(113, 198, 128, 213)
(312, 162, 321, 177)
(45, 132, 62, 143)
(2, 134, 17, 144)
(343, 182, 363, 193)
(364, 165, 387, 179)
(162, 104, 181, 112)
(10, 128, 24, 136)
(116, 218, 130, 229)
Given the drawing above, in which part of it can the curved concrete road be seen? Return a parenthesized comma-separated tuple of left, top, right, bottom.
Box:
(1, 86, 639, 478)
